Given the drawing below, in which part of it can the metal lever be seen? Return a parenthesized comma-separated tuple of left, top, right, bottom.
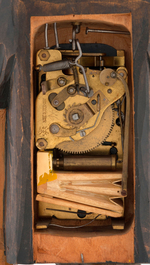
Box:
(38, 59, 71, 72)
(86, 27, 130, 35)
(37, 40, 90, 94)
(116, 73, 130, 197)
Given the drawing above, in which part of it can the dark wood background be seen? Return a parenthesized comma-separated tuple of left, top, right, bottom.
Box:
(0, 0, 149, 263)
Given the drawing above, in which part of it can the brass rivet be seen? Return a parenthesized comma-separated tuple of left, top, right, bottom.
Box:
(42, 53, 46, 58)
(107, 88, 112, 94)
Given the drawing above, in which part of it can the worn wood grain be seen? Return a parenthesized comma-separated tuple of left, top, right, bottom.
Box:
(0, 110, 7, 265)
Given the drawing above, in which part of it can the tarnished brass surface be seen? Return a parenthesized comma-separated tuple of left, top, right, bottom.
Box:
(53, 155, 116, 171)
(60, 50, 125, 68)
(35, 48, 125, 153)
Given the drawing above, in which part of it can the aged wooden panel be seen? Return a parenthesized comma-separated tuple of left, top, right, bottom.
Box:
(33, 224, 134, 263)
(0, 110, 6, 265)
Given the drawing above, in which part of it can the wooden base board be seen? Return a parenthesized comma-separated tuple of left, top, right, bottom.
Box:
(33, 222, 134, 263)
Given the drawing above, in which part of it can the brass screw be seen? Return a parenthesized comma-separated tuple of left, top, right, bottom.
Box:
(72, 113, 79, 121)
(38, 50, 50, 61)
(53, 99, 59, 106)
(57, 77, 67, 87)
(41, 53, 46, 58)
(67, 85, 76, 95)
(110, 71, 116, 78)
(107, 88, 112, 94)
(39, 141, 44, 147)
(50, 124, 60, 134)
(119, 72, 124, 77)
(36, 138, 48, 150)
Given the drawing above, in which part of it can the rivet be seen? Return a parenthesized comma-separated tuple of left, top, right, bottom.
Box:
(41, 53, 46, 58)
(107, 88, 112, 94)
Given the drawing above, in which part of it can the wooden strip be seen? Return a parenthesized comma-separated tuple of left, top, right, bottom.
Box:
(36, 194, 123, 218)
(38, 177, 124, 213)
(60, 182, 122, 196)
(0, 110, 6, 265)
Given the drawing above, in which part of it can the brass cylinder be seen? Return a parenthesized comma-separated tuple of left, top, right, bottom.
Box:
(53, 155, 116, 171)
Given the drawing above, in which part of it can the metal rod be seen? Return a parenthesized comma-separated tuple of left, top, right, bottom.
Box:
(72, 26, 76, 51)
(86, 27, 130, 35)
(45, 23, 50, 49)
(75, 40, 90, 93)
(116, 73, 130, 197)
(54, 22, 60, 49)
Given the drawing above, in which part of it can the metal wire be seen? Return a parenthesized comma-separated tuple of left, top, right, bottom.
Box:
(54, 22, 60, 49)
(75, 40, 90, 93)
(86, 27, 130, 35)
(48, 214, 101, 229)
(77, 110, 100, 134)
(45, 23, 50, 49)
(46, 208, 92, 215)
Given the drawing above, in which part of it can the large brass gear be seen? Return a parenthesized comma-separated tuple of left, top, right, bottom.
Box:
(56, 105, 114, 153)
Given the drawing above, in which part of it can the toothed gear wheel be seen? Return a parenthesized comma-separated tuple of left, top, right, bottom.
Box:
(56, 105, 114, 153)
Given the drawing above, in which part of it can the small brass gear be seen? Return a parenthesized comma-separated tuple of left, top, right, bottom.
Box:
(64, 103, 87, 128)
(56, 105, 114, 153)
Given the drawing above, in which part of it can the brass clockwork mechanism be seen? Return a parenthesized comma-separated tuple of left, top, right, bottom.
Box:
(35, 21, 130, 212)
(35, 65, 126, 154)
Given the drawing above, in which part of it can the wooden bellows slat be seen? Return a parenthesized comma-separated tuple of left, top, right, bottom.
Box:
(37, 152, 124, 217)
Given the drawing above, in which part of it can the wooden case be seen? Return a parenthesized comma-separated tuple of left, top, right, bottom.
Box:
(0, 1, 149, 264)
(31, 14, 135, 263)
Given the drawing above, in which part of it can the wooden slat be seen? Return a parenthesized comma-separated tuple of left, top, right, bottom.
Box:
(37, 168, 124, 214)
(36, 194, 123, 218)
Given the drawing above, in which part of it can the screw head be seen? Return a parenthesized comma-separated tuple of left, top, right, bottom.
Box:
(121, 190, 127, 196)
(50, 124, 60, 134)
(110, 71, 116, 78)
(91, 99, 97, 105)
(53, 99, 59, 106)
(38, 49, 50, 61)
(39, 141, 44, 147)
(42, 53, 46, 58)
(72, 113, 79, 121)
(36, 138, 48, 150)
(119, 72, 124, 77)
(107, 88, 112, 94)
(57, 77, 67, 87)
(67, 85, 76, 95)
